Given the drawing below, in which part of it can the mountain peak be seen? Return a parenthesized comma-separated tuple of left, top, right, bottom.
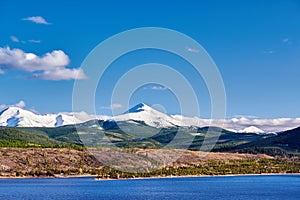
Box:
(124, 103, 151, 114)
(115, 103, 189, 128)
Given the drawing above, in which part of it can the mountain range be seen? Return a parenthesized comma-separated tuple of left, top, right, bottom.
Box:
(0, 103, 272, 134)
(0, 103, 299, 157)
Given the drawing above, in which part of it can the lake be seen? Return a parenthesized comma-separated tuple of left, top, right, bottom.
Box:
(0, 175, 299, 200)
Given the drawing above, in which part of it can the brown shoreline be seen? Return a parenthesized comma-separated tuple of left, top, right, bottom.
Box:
(0, 174, 97, 179)
(93, 173, 300, 181)
(1, 173, 299, 180)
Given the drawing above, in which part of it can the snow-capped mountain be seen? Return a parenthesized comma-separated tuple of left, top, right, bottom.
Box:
(113, 103, 188, 128)
(0, 103, 187, 129)
(237, 126, 265, 134)
(0, 106, 91, 127)
(0, 103, 288, 134)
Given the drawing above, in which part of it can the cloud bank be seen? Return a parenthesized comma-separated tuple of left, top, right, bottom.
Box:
(0, 46, 87, 80)
(172, 115, 300, 133)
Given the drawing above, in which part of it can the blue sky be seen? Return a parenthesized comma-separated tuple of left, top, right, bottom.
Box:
(0, 0, 300, 118)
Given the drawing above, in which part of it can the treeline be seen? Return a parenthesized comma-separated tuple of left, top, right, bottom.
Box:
(0, 139, 84, 149)
(234, 147, 297, 157)
(0, 127, 83, 149)
(214, 144, 299, 158)
(96, 158, 300, 179)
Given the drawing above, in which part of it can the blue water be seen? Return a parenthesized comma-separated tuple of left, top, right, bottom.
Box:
(0, 175, 299, 200)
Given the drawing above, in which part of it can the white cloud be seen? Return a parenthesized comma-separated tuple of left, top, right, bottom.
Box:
(0, 46, 87, 80)
(22, 16, 51, 25)
(0, 100, 26, 110)
(0, 69, 4, 74)
(143, 85, 168, 91)
(28, 39, 41, 43)
(263, 50, 275, 54)
(151, 86, 167, 90)
(101, 103, 123, 110)
(111, 103, 122, 109)
(10, 36, 41, 44)
(282, 38, 289, 43)
(186, 47, 200, 53)
(234, 115, 257, 119)
(33, 68, 87, 80)
(10, 36, 19, 43)
(0, 46, 68, 71)
(15, 100, 26, 108)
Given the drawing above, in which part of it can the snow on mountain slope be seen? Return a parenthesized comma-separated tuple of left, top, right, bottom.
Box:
(0, 103, 186, 128)
(0, 103, 289, 133)
(113, 103, 188, 128)
(171, 115, 267, 133)
(0, 106, 86, 127)
(238, 126, 265, 134)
